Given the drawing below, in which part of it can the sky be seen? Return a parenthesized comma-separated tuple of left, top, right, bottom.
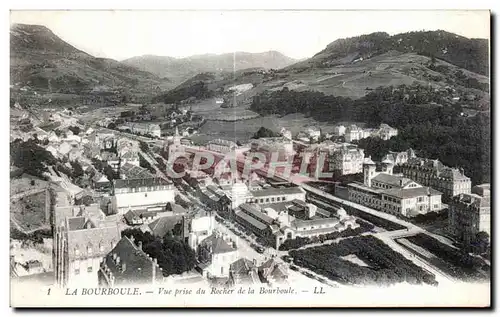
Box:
(10, 10, 490, 61)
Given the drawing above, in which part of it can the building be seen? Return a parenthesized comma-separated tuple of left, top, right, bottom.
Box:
(197, 232, 238, 278)
(123, 209, 159, 226)
(111, 177, 175, 214)
(347, 157, 443, 218)
(99, 236, 164, 286)
(228, 258, 260, 286)
(119, 163, 154, 180)
(206, 139, 237, 154)
(333, 125, 346, 137)
(120, 151, 140, 167)
(258, 258, 288, 285)
(401, 157, 471, 201)
(53, 204, 121, 287)
(248, 187, 306, 205)
(374, 124, 398, 140)
(344, 125, 364, 142)
(449, 184, 491, 246)
(119, 122, 162, 138)
(188, 210, 216, 252)
(249, 137, 294, 164)
(382, 148, 416, 166)
(328, 144, 365, 176)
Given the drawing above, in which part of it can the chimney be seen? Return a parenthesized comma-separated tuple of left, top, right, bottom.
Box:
(253, 259, 257, 266)
(112, 253, 117, 260)
(130, 235, 135, 243)
(138, 241, 143, 250)
(121, 263, 126, 272)
(153, 258, 158, 265)
(116, 256, 120, 264)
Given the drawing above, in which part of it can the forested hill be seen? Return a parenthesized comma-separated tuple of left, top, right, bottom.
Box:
(290, 30, 489, 76)
(250, 85, 490, 185)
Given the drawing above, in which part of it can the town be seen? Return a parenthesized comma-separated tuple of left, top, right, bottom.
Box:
(10, 97, 490, 291)
(9, 13, 491, 306)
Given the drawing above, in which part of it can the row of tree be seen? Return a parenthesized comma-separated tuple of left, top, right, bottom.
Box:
(121, 228, 196, 276)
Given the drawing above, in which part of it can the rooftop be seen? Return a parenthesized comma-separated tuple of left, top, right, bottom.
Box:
(239, 203, 274, 225)
(200, 233, 236, 254)
(372, 173, 414, 188)
(114, 177, 171, 189)
(103, 236, 162, 285)
(148, 215, 184, 237)
(234, 211, 268, 231)
(250, 186, 304, 198)
(382, 186, 442, 199)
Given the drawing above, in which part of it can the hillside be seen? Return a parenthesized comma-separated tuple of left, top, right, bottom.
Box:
(10, 24, 175, 97)
(122, 51, 297, 86)
(156, 30, 488, 105)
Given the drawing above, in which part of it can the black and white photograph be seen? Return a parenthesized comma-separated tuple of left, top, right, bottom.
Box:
(8, 8, 491, 307)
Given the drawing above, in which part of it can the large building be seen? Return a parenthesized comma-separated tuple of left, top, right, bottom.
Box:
(449, 184, 491, 246)
(206, 139, 237, 154)
(348, 157, 443, 217)
(197, 232, 238, 278)
(99, 236, 164, 286)
(307, 142, 365, 177)
(111, 177, 175, 214)
(188, 210, 216, 252)
(401, 157, 471, 201)
(382, 148, 416, 166)
(249, 137, 294, 164)
(344, 123, 398, 142)
(53, 204, 121, 287)
(119, 122, 162, 138)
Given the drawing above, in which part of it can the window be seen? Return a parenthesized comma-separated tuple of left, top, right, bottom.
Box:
(87, 246, 93, 255)
(145, 193, 148, 197)
(87, 266, 93, 273)
(75, 248, 80, 256)
(74, 269, 80, 275)
(221, 267, 224, 274)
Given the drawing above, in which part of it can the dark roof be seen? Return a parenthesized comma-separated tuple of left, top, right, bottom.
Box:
(291, 199, 308, 207)
(235, 211, 268, 231)
(372, 173, 414, 188)
(67, 225, 121, 261)
(67, 217, 89, 231)
(148, 215, 183, 237)
(114, 177, 171, 189)
(382, 187, 442, 199)
(120, 163, 154, 179)
(230, 258, 255, 275)
(103, 236, 162, 285)
(250, 186, 304, 198)
(200, 233, 236, 254)
(239, 203, 274, 225)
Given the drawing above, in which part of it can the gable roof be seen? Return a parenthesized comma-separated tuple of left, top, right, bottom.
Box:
(67, 224, 121, 261)
(372, 173, 414, 188)
(382, 186, 442, 199)
(200, 233, 236, 254)
(230, 258, 255, 275)
(103, 236, 162, 285)
(114, 177, 171, 189)
(148, 215, 183, 237)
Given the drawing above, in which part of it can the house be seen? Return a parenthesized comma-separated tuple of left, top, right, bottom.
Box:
(123, 209, 158, 226)
(99, 236, 164, 286)
(111, 177, 175, 214)
(197, 232, 238, 278)
(258, 258, 288, 285)
(229, 258, 260, 286)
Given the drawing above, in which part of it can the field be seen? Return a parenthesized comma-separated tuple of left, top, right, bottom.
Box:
(10, 191, 49, 233)
(289, 235, 437, 286)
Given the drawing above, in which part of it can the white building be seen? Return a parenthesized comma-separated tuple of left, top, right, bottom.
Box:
(333, 125, 346, 137)
(206, 139, 238, 154)
(348, 157, 443, 217)
(188, 210, 216, 252)
(120, 122, 161, 138)
(197, 232, 238, 278)
(111, 177, 175, 214)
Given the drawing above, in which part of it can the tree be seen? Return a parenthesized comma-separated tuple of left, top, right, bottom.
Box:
(68, 126, 81, 135)
(70, 160, 84, 179)
(252, 126, 280, 139)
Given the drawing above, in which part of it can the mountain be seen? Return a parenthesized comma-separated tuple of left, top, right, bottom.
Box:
(122, 51, 297, 86)
(289, 30, 489, 76)
(10, 24, 175, 97)
(156, 30, 489, 104)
